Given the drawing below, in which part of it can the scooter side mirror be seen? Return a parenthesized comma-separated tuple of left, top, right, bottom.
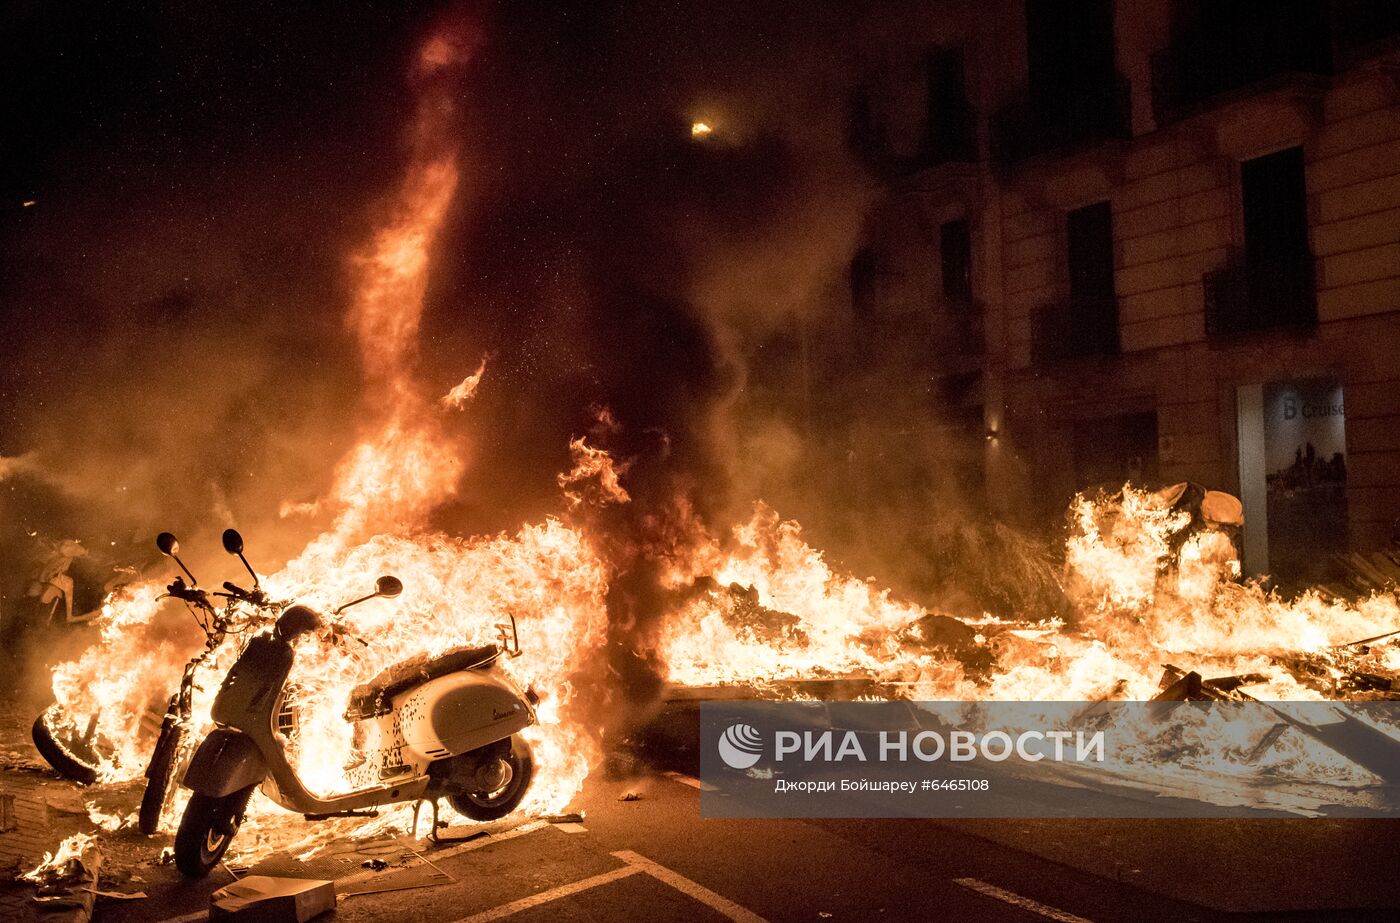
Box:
(221, 529, 244, 555)
(333, 575, 404, 615)
(221, 528, 261, 588)
(156, 531, 199, 586)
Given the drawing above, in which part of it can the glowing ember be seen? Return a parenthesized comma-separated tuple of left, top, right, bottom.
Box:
(440, 357, 488, 410)
(558, 436, 631, 510)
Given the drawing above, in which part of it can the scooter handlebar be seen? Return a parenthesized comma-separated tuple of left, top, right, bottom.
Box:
(166, 576, 212, 608)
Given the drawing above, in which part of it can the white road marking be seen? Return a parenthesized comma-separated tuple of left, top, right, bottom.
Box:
(162, 823, 769, 923)
(954, 878, 1096, 923)
(613, 849, 768, 923)
(552, 822, 588, 834)
(153, 821, 548, 923)
(451, 865, 642, 922)
(663, 770, 717, 791)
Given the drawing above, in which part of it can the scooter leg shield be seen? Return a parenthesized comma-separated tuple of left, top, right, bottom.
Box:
(183, 729, 267, 798)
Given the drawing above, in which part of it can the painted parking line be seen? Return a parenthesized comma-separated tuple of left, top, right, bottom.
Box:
(613, 850, 768, 923)
(452, 866, 642, 922)
(663, 770, 717, 792)
(954, 878, 1095, 923)
(153, 821, 552, 923)
(447, 848, 768, 923)
(552, 821, 588, 834)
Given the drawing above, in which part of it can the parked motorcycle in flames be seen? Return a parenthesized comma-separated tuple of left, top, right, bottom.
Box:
(173, 531, 539, 877)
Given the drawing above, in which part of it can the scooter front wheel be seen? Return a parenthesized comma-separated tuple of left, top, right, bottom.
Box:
(174, 785, 255, 878)
(448, 736, 535, 821)
(138, 719, 186, 834)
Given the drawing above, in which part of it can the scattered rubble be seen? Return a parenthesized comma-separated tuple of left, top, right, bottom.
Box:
(210, 875, 335, 922)
(1273, 634, 1400, 699)
(23, 832, 101, 923)
(43, 788, 89, 816)
(1151, 665, 1265, 703)
(542, 812, 584, 824)
(1146, 663, 1400, 782)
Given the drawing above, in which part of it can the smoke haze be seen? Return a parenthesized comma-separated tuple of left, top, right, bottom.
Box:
(1, 2, 1048, 706)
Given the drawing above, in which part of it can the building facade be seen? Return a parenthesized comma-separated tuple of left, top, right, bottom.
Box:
(850, 0, 1400, 581)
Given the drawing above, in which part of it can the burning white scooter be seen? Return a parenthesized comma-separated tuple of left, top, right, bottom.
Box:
(173, 530, 539, 877)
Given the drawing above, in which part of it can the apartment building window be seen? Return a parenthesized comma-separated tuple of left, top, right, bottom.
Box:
(1152, 0, 1338, 120)
(1207, 146, 1316, 335)
(1066, 201, 1119, 355)
(1243, 145, 1315, 328)
(1332, 0, 1400, 53)
(1026, 0, 1115, 104)
(1243, 147, 1309, 269)
(1033, 201, 1119, 362)
(940, 219, 972, 305)
(994, 0, 1128, 161)
(920, 46, 976, 165)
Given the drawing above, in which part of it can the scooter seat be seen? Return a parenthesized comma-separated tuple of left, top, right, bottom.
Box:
(344, 644, 500, 720)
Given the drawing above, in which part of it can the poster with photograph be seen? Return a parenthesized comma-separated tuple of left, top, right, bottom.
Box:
(1263, 379, 1347, 581)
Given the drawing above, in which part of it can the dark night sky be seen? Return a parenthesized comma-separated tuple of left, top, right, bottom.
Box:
(0, 1, 874, 554)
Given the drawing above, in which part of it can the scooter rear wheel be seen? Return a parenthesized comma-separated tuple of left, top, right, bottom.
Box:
(448, 736, 534, 821)
(31, 705, 102, 785)
(174, 785, 255, 878)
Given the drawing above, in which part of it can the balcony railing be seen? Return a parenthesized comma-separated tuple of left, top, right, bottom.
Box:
(936, 299, 986, 358)
(991, 73, 1131, 165)
(1032, 296, 1120, 363)
(1203, 253, 1317, 338)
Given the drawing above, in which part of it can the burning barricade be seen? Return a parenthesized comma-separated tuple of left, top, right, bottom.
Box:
(660, 480, 1398, 707)
(13, 15, 1400, 885)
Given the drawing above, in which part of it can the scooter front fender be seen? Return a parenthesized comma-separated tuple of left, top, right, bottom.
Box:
(183, 728, 267, 798)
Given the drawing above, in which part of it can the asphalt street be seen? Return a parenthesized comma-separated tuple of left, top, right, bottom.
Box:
(4, 769, 1386, 923)
(4, 695, 1399, 922)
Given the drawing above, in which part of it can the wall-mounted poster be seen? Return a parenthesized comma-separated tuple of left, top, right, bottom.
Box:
(1263, 378, 1347, 582)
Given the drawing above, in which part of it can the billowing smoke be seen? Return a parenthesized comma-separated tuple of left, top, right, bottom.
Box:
(1, 2, 1050, 717)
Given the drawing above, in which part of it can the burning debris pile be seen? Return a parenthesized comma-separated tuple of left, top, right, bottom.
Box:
(659, 485, 1399, 704)
(21, 833, 102, 920)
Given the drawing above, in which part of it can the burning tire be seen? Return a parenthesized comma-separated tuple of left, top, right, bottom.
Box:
(139, 718, 186, 834)
(174, 785, 255, 878)
(448, 736, 534, 821)
(31, 705, 103, 785)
